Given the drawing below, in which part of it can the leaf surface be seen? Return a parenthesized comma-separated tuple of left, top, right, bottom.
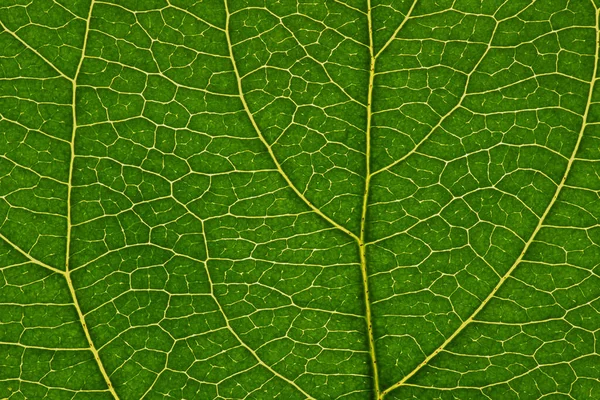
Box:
(0, 0, 599, 399)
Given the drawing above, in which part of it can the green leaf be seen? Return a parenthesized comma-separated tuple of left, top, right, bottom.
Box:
(1, 0, 599, 399)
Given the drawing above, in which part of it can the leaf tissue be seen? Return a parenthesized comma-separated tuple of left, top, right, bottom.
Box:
(0, 0, 599, 399)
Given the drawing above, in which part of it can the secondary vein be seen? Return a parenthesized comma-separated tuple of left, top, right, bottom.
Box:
(0, 21, 73, 82)
(0, 232, 65, 275)
(222, 2, 359, 243)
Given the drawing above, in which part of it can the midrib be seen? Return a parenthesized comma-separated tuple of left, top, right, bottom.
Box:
(360, 0, 380, 395)
(64, 1, 120, 399)
(362, 2, 420, 398)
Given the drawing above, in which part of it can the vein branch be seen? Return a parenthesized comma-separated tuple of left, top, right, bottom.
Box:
(0, 21, 73, 82)
(222, 1, 359, 243)
(374, 0, 419, 59)
(0, 232, 66, 275)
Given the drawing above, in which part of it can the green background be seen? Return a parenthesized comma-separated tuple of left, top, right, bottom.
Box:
(0, 0, 599, 399)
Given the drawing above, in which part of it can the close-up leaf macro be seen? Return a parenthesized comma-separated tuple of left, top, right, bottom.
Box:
(0, 0, 599, 399)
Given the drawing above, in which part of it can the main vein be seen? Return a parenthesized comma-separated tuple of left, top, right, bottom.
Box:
(361, 1, 420, 396)
(380, 6, 600, 398)
(360, 0, 380, 396)
(64, 2, 120, 399)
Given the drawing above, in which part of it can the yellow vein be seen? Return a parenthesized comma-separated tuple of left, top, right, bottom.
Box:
(0, 341, 87, 351)
(165, 1, 226, 32)
(0, 21, 73, 82)
(333, 0, 367, 15)
(380, 8, 600, 398)
(0, 232, 66, 275)
(62, 2, 120, 399)
(359, 0, 381, 396)
(223, 1, 359, 243)
(359, 0, 419, 394)
(374, 0, 419, 59)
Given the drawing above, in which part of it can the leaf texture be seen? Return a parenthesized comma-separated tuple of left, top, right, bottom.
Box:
(0, 0, 599, 399)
